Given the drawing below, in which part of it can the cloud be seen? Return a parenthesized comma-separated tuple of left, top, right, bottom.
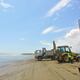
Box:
(42, 26, 53, 34)
(40, 41, 51, 46)
(57, 28, 80, 53)
(54, 28, 66, 33)
(46, 0, 71, 17)
(65, 28, 80, 38)
(40, 28, 80, 53)
(42, 26, 67, 35)
(0, 0, 14, 9)
(40, 41, 52, 49)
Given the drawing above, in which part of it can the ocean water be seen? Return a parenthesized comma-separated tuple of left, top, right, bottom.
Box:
(0, 55, 34, 66)
(0, 55, 34, 72)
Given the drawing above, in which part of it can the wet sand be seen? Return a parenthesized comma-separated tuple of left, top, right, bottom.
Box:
(0, 60, 80, 80)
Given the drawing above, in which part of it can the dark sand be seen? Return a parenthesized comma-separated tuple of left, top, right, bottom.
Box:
(0, 59, 80, 80)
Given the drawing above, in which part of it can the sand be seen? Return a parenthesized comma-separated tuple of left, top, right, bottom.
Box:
(0, 59, 80, 80)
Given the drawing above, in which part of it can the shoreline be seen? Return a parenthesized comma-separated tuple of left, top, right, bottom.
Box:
(0, 59, 80, 80)
(0, 59, 34, 80)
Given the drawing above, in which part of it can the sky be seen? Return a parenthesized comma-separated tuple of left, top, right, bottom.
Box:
(0, 0, 80, 55)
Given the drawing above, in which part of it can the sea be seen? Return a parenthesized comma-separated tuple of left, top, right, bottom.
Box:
(0, 55, 34, 67)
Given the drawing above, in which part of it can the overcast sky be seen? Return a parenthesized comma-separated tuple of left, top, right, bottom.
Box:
(0, 0, 80, 55)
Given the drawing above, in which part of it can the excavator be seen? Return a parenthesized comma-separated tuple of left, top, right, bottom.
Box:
(56, 46, 73, 63)
(56, 45, 80, 63)
(35, 41, 80, 63)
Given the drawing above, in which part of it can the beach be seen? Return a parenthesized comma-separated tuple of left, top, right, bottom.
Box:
(0, 59, 80, 80)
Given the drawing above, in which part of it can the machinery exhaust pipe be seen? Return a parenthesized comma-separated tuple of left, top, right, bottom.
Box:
(53, 41, 56, 54)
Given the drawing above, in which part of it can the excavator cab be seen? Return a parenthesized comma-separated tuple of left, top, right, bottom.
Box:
(57, 46, 73, 63)
(57, 46, 71, 53)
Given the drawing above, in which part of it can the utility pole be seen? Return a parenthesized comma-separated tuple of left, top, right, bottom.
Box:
(78, 19, 80, 31)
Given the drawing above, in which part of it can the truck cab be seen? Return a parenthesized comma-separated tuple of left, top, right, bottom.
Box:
(35, 48, 54, 61)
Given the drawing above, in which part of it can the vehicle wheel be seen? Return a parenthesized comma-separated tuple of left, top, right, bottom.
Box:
(63, 54, 69, 62)
(77, 57, 80, 62)
(38, 56, 42, 61)
(68, 58, 73, 63)
(51, 56, 54, 60)
(57, 56, 63, 63)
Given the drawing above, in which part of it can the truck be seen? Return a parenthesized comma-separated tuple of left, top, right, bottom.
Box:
(35, 48, 54, 61)
(35, 41, 80, 63)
